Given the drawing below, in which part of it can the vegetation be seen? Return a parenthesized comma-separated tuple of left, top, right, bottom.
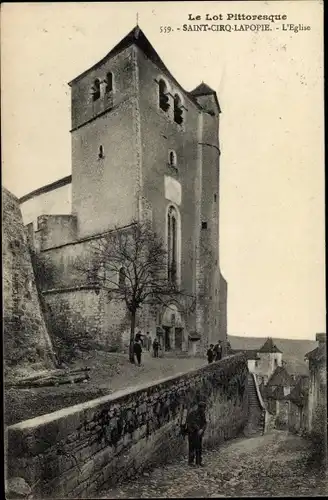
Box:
(305, 402, 327, 469)
(76, 220, 196, 363)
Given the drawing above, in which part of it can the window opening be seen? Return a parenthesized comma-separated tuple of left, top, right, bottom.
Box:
(167, 206, 179, 284)
(106, 72, 113, 93)
(98, 145, 104, 159)
(92, 79, 101, 101)
(159, 79, 170, 112)
(174, 94, 183, 125)
(169, 150, 177, 168)
(119, 267, 126, 289)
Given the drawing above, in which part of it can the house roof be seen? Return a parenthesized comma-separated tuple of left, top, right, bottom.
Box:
(267, 366, 294, 388)
(288, 376, 309, 406)
(258, 337, 282, 353)
(305, 343, 326, 367)
(316, 333, 326, 343)
(68, 26, 221, 114)
(272, 386, 287, 400)
(230, 349, 260, 360)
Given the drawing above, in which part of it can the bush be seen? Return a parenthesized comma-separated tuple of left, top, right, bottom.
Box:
(51, 336, 79, 365)
(306, 403, 327, 469)
(107, 342, 121, 353)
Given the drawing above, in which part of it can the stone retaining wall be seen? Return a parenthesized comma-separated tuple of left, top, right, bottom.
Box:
(6, 354, 248, 498)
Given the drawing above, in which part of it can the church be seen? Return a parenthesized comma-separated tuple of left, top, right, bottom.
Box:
(19, 26, 228, 355)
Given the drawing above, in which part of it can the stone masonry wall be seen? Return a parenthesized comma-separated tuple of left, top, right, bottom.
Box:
(6, 354, 248, 498)
(2, 187, 55, 378)
(43, 288, 130, 353)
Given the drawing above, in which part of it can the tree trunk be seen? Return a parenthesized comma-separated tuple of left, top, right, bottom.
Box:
(129, 310, 136, 363)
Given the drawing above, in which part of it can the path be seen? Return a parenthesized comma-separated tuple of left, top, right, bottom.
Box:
(5, 351, 206, 425)
(99, 431, 327, 498)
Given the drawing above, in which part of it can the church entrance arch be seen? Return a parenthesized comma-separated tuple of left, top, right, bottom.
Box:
(161, 304, 184, 351)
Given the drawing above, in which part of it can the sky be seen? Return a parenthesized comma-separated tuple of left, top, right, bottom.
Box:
(1, 2, 325, 340)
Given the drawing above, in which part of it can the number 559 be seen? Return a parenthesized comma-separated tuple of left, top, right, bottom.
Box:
(160, 26, 172, 33)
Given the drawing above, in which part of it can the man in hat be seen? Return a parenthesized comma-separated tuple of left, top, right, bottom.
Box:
(207, 344, 215, 364)
(213, 340, 223, 361)
(185, 400, 207, 467)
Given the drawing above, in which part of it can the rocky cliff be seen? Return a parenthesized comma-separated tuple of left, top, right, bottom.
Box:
(3, 187, 56, 379)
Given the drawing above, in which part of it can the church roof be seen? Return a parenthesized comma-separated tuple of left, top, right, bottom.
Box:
(190, 82, 221, 113)
(267, 366, 294, 388)
(258, 337, 282, 353)
(19, 175, 72, 204)
(68, 26, 221, 114)
(190, 82, 216, 95)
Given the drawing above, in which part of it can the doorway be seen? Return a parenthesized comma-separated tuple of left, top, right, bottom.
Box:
(163, 327, 171, 351)
(175, 327, 183, 350)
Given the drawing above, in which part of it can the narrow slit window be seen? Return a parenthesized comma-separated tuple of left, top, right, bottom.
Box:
(202, 222, 208, 230)
(118, 267, 126, 289)
(98, 145, 104, 159)
(214, 193, 217, 202)
(169, 150, 177, 168)
(106, 72, 113, 93)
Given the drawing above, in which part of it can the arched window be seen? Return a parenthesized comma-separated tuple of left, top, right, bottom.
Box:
(118, 267, 126, 289)
(174, 94, 183, 125)
(106, 72, 113, 93)
(169, 150, 177, 168)
(167, 205, 180, 285)
(92, 78, 101, 101)
(159, 79, 170, 112)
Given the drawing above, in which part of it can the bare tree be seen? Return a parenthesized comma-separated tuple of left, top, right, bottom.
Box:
(76, 220, 196, 363)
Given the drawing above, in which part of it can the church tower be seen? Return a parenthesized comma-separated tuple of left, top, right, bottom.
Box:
(68, 26, 226, 352)
(69, 28, 144, 238)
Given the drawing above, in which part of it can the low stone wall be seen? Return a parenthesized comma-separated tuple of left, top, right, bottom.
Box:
(6, 354, 248, 498)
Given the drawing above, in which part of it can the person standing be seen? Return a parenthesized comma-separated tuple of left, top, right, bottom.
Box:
(185, 401, 207, 467)
(133, 338, 142, 366)
(153, 337, 160, 358)
(135, 330, 142, 343)
(207, 344, 214, 364)
(213, 342, 219, 360)
(215, 340, 223, 361)
(146, 332, 152, 351)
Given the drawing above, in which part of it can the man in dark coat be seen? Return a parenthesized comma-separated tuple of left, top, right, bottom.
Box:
(152, 337, 160, 358)
(207, 344, 214, 364)
(185, 401, 207, 466)
(146, 332, 152, 351)
(133, 338, 142, 366)
(213, 342, 219, 360)
(214, 340, 222, 361)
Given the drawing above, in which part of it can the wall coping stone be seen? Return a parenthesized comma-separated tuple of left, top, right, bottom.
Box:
(8, 354, 245, 432)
